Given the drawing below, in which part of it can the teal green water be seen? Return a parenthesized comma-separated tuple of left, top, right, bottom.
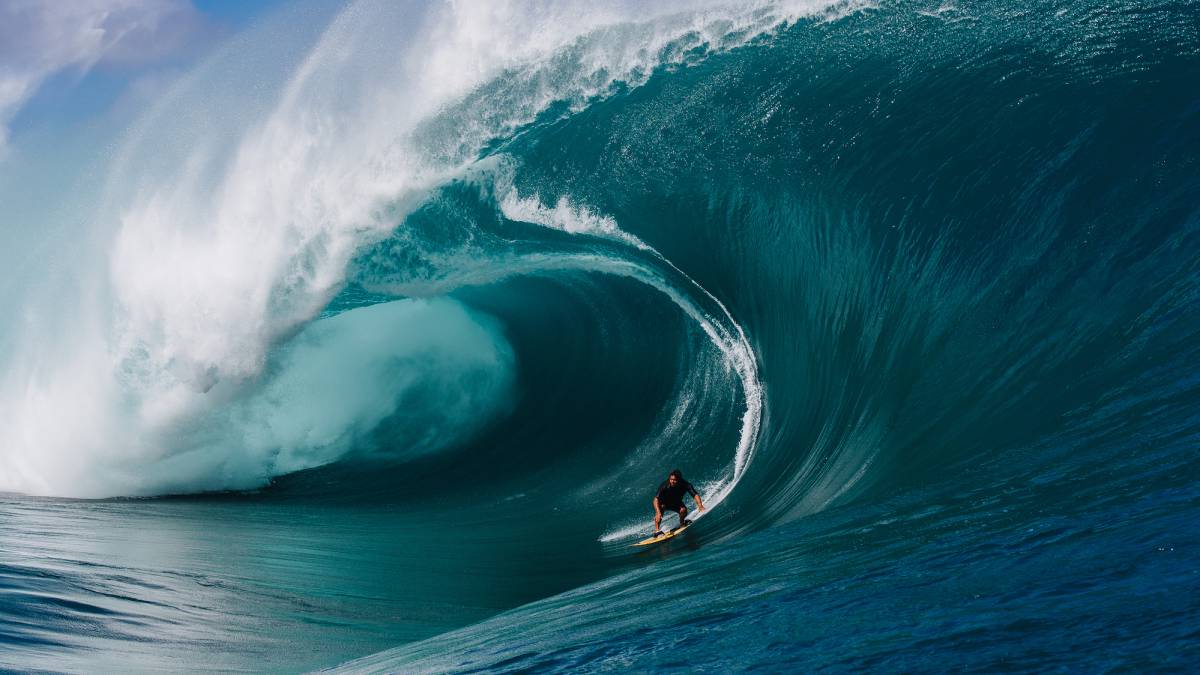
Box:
(2, 0, 1199, 671)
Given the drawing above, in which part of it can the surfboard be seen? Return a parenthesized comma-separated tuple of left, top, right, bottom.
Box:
(633, 521, 692, 547)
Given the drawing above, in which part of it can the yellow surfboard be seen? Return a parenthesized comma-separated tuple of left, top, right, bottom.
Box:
(633, 521, 692, 547)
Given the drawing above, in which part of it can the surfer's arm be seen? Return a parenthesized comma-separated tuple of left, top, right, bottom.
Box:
(653, 497, 663, 530)
(693, 493, 705, 511)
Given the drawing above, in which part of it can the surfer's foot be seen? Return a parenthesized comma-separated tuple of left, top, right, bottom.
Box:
(682, 519, 692, 526)
(654, 531, 665, 538)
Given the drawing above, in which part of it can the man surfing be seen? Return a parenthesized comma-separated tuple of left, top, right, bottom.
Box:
(652, 469, 705, 537)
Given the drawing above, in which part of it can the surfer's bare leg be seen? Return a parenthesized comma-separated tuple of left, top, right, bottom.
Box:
(676, 506, 688, 529)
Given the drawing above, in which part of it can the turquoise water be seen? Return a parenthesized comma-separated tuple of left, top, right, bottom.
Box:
(2, 0, 1199, 671)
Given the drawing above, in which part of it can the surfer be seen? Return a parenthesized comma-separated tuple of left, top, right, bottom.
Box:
(653, 469, 704, 536)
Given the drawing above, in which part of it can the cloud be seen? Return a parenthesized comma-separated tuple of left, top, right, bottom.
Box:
(0, 0, 211, 149)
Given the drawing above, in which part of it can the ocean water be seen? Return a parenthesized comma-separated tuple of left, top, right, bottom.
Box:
(2, 0, 1199, 671)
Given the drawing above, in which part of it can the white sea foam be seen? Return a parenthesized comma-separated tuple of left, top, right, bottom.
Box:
(499, 190, 649, 251)
(0, 0, 847, 496)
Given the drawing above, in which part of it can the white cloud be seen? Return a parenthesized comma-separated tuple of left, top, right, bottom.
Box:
(0, 0, 209, 149)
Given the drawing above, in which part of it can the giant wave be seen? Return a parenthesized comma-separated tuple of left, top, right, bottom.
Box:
(1, 0, 1198, 671)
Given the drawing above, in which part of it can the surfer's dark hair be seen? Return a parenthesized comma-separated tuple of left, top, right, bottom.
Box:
(670, 469, 683, 480)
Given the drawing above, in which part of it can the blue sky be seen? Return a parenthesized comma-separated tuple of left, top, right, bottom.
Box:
(0, 0, 294, 153)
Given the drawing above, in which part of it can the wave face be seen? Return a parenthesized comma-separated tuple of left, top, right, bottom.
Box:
(2, 0, 1199, 671)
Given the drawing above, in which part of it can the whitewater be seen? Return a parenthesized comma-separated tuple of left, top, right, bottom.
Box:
(2, 0, 1198, 671)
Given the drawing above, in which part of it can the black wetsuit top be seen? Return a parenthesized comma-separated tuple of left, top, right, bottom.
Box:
(655, 479, 698, 510)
